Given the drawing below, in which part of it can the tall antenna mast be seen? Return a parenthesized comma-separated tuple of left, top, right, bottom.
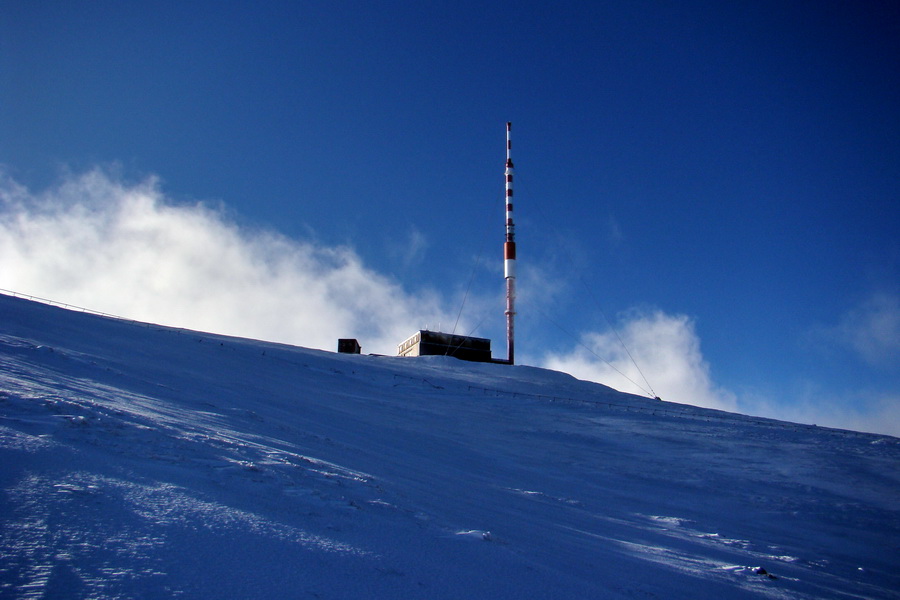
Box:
(504, 122, 516, 365)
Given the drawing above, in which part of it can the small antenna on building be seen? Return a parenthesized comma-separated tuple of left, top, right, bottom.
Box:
(504, 122, 517, 365)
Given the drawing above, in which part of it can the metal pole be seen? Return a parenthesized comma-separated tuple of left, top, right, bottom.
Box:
(504, 122, 516, 365)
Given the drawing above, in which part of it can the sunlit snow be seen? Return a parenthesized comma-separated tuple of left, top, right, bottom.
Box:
(1, 293, 897, 599)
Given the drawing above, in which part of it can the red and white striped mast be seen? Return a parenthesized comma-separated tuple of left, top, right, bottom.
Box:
(504, 122, 516, 365)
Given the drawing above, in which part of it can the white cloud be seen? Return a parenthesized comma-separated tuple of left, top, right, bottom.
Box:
(0, 168, 456, 354)
(541, 308, 738, 411)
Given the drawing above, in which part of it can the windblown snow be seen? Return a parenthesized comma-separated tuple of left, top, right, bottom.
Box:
(1, 293, 898, 599)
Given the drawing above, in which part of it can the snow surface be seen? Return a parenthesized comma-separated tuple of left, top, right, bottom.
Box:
(1, 292, 898, 599)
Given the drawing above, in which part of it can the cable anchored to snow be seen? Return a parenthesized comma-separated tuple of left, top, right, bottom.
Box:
(575, 275, 658, 400)
(519, 174, 659, 400)
(451, 193, 495, 338)
(535, 305, 655, 398)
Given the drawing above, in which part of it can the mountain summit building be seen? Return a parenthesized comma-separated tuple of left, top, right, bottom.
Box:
(397, 330, 493, 363)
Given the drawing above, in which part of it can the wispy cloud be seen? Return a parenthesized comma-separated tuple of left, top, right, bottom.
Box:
(780, 292, 900, 436)
(387, 225, 430, 273)
(737, 385, 900, 438)
(604, 214, 624, 247)
(0, 168, 456, 354)
(831, 293, 900, 370)
(540, 308, 738, 411)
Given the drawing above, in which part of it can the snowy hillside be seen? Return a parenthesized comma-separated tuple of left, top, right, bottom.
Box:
(1, 293, 898, 599)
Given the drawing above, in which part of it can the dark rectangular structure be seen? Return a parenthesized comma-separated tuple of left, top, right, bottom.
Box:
(397, 330, 492, 363)
(337, 338, 362, 354)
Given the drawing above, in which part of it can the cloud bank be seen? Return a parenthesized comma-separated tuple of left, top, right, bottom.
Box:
(541, 308, 738, 411)
(0, 168, 453, 354)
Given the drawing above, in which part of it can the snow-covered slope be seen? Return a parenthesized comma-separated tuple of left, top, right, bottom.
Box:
(1, 293, 898, 599)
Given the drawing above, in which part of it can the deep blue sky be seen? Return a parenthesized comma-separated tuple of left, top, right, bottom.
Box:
(2, 1, 899, 431)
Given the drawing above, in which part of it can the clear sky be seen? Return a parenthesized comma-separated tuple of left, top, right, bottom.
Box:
(2, 1, 898, 435)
